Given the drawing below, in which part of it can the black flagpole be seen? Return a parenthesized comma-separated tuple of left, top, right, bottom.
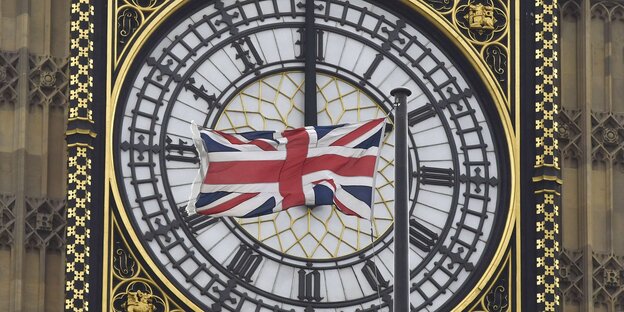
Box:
(391, 87, 412, 311)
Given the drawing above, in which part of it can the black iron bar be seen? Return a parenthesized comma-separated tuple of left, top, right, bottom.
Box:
(391, 87, 412, 312)
(304, 0, 317, 126)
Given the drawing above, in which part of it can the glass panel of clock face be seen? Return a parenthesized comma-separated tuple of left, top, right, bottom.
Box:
(113, 0, 507, 311)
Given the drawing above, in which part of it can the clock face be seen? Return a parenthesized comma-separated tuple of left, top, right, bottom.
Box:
(112, 0, 510, 311)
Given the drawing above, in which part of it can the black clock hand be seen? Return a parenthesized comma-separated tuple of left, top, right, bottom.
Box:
(302, 0, 323, 126)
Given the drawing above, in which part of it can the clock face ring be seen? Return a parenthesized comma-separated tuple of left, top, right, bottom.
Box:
(111, 0, 512, 310)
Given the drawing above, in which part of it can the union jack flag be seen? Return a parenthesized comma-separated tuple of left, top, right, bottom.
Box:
(185, 118, 386, 219)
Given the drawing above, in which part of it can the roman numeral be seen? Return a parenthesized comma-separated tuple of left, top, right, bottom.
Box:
(409, 219, 438, 252)
(361, 260, 389, 291)
(178, 206, 218, 234)
(298, 269, 323, 302)
(359, 54, 384, 86)
(408, 104, 436, 126)
(295, 28, 325, 61)
(184, 78, 220, 113)
(231, 37, 264, 75)
(417, 166, 455, 187)
(165, 136, 199, 164)
(227, 245, 263, 282)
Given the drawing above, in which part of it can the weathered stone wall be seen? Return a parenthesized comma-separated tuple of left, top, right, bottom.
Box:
(559, 1, 624, 311)
(0, 0, 70, 311)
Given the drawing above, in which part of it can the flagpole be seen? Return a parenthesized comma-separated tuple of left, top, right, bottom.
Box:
(391, 87, 412, 312)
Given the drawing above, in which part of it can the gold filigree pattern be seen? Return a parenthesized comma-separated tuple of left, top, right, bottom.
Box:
(418, 0, 511, 100)
(217, 72, 394, 259)
(65, 0, 96, 310)
(534, 0, 562, 310)
(468, 251, 513, 312)
(111, 223, 185, 312)
(114, 0, 170, 65)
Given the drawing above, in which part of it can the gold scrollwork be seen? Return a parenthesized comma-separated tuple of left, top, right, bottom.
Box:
(418, 0, 511, 102)
(114, 0, 170, 65)
(113, 242, 138, 279)
(110, 221, 185, 311)
(468, 251, 513, 312)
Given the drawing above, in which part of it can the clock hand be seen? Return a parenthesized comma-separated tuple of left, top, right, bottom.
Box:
(301, 0, 323, 127)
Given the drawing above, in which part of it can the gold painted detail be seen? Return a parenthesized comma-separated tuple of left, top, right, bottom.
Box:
(465, 3, 496, 31)
(533, 0, 561, 309)
(111, 221, 185, 312)
(114, 0, 170, 65)
(468, 251, 513, 312)
(220, 72, 394, 259)
(419, 0, 510, 98)
(65, 145, 93, 311)
(66, 0, 95, 310)
(535, 192, 561, 311)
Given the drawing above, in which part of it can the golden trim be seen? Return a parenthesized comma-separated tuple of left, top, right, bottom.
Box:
(532, 176, 564, 184)
(68, 117, 96, 123)
(402, 1, 518, 311)
(66, 129, 98, 138)
(468, 251, 513, 311)
(534, 189, 561, 196)
(514, 0, 522, 310)
(106, 0, 200, 309)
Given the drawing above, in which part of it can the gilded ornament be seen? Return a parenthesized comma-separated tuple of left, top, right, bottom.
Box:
(485, 285, 509, 312)
(466, 3, 496, 31)
(113, 281, 166, 312)
(124, 290, 155, 312)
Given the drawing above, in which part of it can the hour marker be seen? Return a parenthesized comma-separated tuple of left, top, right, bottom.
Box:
(165, 136, 199, 164)
(231, 37, 264, 74)
(227, 245, 263, 282)
(417, 166, 456, 187)
(298, 269, 323, 302)
(409, 219, 438, 252)
(361, 260, 389, 291)
(408, 104, 437, 126)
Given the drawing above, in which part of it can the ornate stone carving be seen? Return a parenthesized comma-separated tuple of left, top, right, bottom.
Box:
(25, 197, 66, 250)
(559, 249, 584, 304)
(558, 108, 582, 161)
(0, 194, 16, 247)
(29, 55, 69, 109)
(592, 252, 624, 308)
(591, 112, 624, 163)
(0, 51, 19, 106)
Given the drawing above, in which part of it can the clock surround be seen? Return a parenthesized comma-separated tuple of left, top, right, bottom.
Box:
(103, 0, 520, 311)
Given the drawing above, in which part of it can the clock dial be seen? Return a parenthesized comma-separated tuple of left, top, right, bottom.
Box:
(113, 0, 510, 311)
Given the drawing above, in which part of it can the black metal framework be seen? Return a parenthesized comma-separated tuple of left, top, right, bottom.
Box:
(108, 0, 513, 311)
